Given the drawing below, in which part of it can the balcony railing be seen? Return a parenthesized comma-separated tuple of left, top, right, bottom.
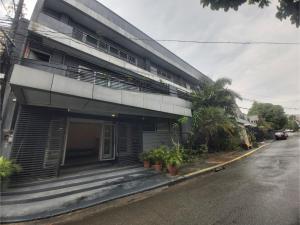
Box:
(65, 66, 170, 95)
(72, 28, 143, 68)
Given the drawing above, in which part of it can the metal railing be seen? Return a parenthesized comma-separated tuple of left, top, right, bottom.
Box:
(65, 67, 170, 95)
(72, 28, 142, 68)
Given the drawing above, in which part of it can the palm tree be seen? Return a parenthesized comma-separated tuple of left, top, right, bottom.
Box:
(192, 107, 237, 147)
(189, 77, 241, 151)
(192, 78, 242, 116)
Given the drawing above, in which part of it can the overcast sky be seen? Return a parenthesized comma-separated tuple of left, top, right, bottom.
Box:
(1, 0, 299, 114)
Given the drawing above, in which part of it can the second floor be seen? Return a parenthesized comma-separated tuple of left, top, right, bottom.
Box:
(29, 0, 211, 93)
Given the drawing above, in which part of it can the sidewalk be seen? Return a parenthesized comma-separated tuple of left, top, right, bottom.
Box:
(3, 142, 270, 225)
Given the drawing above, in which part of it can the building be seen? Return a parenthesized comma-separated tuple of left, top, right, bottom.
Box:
(1, 0, 210, 183)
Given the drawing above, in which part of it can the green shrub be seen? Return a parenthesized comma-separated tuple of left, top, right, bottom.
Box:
(139, 152, 151, 161)
(0, 156, 21, 179)
(165, 149, 183, 167)
(148, 145, 168, 164)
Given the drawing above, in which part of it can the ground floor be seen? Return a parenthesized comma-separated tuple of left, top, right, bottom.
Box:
(7, 105, 179, 184)
(47, 135, 300, 225)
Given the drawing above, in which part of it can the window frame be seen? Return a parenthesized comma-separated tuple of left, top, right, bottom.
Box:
(27, 48, 51, 63)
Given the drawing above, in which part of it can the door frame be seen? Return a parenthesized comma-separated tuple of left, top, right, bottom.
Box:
(98, 124, 116, 161)
(61, 117, 116, 166)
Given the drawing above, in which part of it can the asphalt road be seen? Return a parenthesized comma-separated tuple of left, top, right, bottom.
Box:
(61, 135, 300, 225)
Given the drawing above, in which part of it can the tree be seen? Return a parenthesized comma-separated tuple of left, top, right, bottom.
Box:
(192, 78, 242, 116)
(190, 78, 241, 152)
(200, 0, 299, 28)
(192, 106, 237, 148)
(248, 102, 288, 130)
(285, 115, 299, 131)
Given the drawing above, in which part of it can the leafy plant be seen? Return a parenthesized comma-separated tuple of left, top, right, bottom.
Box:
(139, 152, 151, 161)
(148, 146, 168, 164)
(165, 148, 183, 167)
(0, 156, 21, 179)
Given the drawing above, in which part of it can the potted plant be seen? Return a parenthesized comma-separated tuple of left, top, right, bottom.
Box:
(149, 146, 167, 172)
(165, 149, 183, 176)
(139, 152, 151, 168)
(0, 156, 21, 191)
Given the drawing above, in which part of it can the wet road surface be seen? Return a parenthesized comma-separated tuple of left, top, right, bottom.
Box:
(60, 135, 300, 225)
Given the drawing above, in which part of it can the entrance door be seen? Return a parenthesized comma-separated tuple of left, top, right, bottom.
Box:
(62, 119, 115, 166)
(100, 124, 115, 160)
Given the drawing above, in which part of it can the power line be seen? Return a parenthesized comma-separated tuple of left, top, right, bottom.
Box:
(0, 0, 9, 16)
(26, 29, 300, 46)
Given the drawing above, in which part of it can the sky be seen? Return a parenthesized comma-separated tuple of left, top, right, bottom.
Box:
(1, 0, 299, 115)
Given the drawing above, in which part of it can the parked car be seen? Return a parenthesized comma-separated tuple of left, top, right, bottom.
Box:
(274, 131, 288, 140)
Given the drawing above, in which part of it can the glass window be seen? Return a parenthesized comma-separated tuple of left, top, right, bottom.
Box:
(128, 55, 136, 64)
(86, 35, 97, 46)
(109, 46, 119, 55)
(28, 49, 50, 62)
(120, 51, 128, 60)
(98, 40, 108, 51)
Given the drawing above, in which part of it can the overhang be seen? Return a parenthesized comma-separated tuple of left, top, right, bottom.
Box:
(10, 64, 192, 118)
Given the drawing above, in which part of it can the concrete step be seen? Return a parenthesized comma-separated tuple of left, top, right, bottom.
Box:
(8, 164, 140, 189)
(0, 170, 174, 223)
(1, 170, 158, 204)
(2, 166, 146, 196)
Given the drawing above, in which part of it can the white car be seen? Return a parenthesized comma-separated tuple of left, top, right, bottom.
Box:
(274, 131, 288, 140)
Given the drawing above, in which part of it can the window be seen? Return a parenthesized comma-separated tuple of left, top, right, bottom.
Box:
(98, 40, 108, 51)
(85, 35, 97, 46)
(120, 51, 128, 60)
(128, 55, 136, 65)
(27, 49, 51, 62)
(109, 46, 119, 55)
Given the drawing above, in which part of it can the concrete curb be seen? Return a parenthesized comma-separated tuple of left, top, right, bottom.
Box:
(176, 143, 270, 181)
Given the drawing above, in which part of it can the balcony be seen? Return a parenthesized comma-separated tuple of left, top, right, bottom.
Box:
(10, 64, 192, 117)
(72, 28, 142, 69)
(21, 59, 170, 95)
(29, 14, 192, 94)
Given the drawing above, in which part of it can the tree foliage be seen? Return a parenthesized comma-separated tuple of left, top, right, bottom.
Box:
(285, 115, 299, 131)
(200, 0, 299, 27)
(192, 78, 242, 115)
(191, 78, 241, 152)
(248, 102, 288, 130)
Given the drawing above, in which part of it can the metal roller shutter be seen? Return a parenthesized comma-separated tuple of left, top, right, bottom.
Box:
(10, 105, 66, 184)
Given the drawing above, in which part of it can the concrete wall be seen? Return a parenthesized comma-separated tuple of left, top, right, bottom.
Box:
(10, 64, 192, 117)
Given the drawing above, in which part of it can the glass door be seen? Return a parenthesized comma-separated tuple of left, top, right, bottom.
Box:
(99, 124, 115, 160)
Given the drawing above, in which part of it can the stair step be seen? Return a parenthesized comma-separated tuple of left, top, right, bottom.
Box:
(1, 171, 159, 205)
(7, 165, 140, 189)
(3, 167, 146, 196)
(0, 173, 173, 223)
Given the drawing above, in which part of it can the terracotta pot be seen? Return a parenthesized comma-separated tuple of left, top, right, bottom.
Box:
(143, 160, 151, 168)
(167, 165, 178, 176)
(152, 163, 162, 172)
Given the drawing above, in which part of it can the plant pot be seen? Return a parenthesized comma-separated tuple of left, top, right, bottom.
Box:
(143, 160, 151, 168)
(152, 163, 162, 172)
(167, 165, 178, 176)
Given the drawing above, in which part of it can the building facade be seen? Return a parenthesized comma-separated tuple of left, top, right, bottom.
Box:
(1, 0, 210, 183)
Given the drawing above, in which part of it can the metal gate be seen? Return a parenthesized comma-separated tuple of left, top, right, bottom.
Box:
(10, 105, 66, 184)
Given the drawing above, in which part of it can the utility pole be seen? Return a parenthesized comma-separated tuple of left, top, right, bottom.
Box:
(10, 0, 24, 40)
(1, 0, 24, 154)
